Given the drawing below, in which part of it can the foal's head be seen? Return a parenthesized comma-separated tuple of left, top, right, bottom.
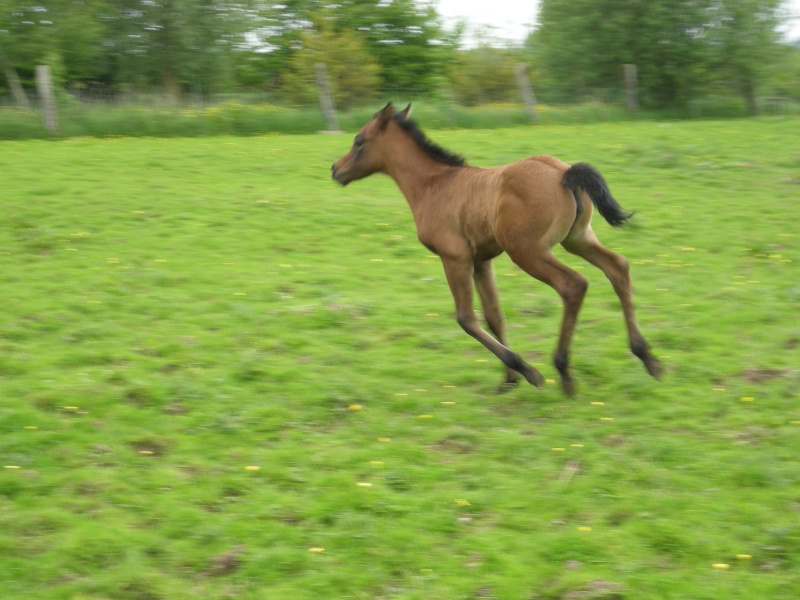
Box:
(331, 102, 411, 186)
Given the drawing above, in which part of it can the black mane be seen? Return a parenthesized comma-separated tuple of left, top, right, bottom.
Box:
(394, 115, 467, 168)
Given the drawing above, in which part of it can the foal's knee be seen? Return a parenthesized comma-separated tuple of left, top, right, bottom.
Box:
(561, 273, 589, 306)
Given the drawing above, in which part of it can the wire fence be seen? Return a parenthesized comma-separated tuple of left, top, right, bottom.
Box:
(1, 81, 798, 141)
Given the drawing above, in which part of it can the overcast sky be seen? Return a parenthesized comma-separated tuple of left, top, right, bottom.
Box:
(435, 0, 800, 46)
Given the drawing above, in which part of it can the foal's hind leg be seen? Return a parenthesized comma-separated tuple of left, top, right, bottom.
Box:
(473, 260, 518, 390)
(504, 247, 589, 396)
(562, 227, 662, 379)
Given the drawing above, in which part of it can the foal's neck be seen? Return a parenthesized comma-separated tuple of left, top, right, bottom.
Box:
(384, 137, 459, 217)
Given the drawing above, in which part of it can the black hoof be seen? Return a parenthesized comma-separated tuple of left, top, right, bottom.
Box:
(497, 381, 518, 394)
(521, 363, 545, 387)
(645, 357, 663, 380)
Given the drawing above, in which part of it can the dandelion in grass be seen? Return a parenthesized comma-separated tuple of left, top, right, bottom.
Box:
(712, 563, 730, 570)
(377, 437, 391, 443)
(737, 554, 752, 560)
(4, 466, 21, 470)
(245, 466, 260, 471)
(308, 547, 325, 553)
(357, 482, 373, 488)
(578, 527, 592, 532)
(441, 401, 455, 406)
(455, 499, 471, 506)
(740, 397, 755, 402)
(347, 404, 363, 411)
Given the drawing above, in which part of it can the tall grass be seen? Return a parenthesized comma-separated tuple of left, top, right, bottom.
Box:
(4, 95, 797, 140)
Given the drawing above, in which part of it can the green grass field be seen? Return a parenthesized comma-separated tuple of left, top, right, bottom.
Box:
(2, 118, 799, 599)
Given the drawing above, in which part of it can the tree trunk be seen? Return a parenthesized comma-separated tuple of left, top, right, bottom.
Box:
(741, 79, 758, 116)
(0, 45, 31, 109)
(163, 62, 180, 104)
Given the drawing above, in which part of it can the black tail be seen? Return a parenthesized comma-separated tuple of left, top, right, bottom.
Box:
(562, 163, 633, 227)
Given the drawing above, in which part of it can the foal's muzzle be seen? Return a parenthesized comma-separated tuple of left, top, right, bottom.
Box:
(331, 162, 348, 185)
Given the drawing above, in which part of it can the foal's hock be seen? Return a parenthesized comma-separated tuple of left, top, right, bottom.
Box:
(332, 103, 662, 394)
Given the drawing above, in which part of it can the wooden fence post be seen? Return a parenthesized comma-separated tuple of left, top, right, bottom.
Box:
(36, 65, 59, 134)
(514, 63, 538, 123)
(623, 64, 639, 113)
(315, 63, 341, 133)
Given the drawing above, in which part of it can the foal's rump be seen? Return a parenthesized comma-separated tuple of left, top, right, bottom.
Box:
(495, 155, 582, 248)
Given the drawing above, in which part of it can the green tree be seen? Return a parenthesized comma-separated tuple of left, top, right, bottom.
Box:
(537, 0, 709, 108)
(705, 0, 783, 114)
(253, 0, 460, 96)
(103, 0, 255, 100)
(536, 0, 784, 110)
(279, 16, 381, 107)
(0, 0, 110, 89)
(450, 45, 522, 106)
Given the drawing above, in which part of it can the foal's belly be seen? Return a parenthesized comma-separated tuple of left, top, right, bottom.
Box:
(473, 237, 504, 262)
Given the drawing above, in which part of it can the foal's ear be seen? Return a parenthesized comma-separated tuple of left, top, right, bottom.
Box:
(396, 103, 412, 121)
(376, 102, 394, 127)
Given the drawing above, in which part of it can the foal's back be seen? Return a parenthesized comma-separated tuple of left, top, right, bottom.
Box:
(445, 154, 583, 254)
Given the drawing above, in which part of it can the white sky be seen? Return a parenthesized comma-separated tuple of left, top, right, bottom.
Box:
(435, 0, 800, 46)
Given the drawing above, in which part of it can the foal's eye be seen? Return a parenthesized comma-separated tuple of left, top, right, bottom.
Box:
(354, 137, 365, 149)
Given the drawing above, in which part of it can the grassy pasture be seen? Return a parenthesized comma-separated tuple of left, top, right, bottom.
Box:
(1, 118, 799, 599)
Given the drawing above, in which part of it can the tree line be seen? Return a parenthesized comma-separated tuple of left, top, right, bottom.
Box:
(1, 0, 798, 113)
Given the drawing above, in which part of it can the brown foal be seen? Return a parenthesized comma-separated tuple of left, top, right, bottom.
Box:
(332, 103, 662, 395)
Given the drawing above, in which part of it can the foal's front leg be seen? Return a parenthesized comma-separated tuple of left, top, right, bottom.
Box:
(473, 261, 518, 390)
(440, 255, 544, 388)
